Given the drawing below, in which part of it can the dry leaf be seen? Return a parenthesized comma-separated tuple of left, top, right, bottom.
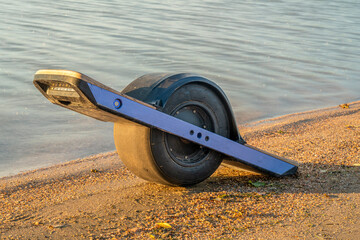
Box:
(218, 194, 229, 199)
(156, 222, 172, 229)
(339, 103, 349, 109)
(53, 224, 67, 229)
(249, 180, 266, 187)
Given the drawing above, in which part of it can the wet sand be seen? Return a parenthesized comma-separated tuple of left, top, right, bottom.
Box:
(1, 102, 359, 239)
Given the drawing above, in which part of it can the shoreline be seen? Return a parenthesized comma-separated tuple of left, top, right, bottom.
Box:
(2, 100, 359, 182)
(1, 100, 359, 182)
(1, 101, 359, 239)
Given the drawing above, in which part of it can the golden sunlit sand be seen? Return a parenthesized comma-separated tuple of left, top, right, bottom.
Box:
(1, 102, 359, 239)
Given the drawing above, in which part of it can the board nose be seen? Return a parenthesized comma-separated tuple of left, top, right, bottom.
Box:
(33, 69, 124, 122)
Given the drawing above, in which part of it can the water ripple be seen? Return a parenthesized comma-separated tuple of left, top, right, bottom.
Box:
(0, 0, 359, 177)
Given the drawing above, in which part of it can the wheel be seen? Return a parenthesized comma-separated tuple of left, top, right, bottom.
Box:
(114, 83, 230, 186)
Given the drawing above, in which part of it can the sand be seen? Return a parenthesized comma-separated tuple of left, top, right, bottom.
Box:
(1, 102, 359, 239)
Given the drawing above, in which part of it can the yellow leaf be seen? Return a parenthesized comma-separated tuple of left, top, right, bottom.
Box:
(218, 194, 229, 199)
(156, 222, 172, 229)
(339, 103, 349, 109)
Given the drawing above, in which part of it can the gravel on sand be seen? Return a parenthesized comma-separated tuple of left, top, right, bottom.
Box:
(1, 102, 359, 239)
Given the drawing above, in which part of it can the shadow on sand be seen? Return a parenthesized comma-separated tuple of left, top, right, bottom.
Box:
(186, 162, 360, 195)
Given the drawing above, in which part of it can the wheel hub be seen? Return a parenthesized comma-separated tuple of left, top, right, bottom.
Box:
(165, 102, 215, 166)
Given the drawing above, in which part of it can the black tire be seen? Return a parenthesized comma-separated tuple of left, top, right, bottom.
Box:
(150, 83, 230, 186)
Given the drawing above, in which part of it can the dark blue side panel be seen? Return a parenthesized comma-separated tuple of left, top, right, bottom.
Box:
(88, 83, 297, 176)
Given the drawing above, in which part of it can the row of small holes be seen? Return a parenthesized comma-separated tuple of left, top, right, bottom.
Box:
(189, 130, 209, 141)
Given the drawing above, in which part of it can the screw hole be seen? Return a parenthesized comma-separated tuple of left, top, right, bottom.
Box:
(205, 136, 209, 141)
(197, 133, 202, 139)
(190, 130, 194, 135)
(114, 99, 122, 109)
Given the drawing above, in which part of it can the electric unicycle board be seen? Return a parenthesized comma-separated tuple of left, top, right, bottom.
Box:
(34, 70, 298, 186)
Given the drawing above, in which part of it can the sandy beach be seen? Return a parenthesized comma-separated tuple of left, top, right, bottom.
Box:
(1, 102, 359, 239)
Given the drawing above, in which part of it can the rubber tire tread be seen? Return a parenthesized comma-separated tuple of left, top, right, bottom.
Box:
(114, 83, 230, 186)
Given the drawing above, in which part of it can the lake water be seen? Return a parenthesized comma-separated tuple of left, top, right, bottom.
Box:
(1, 0, 359, 177)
